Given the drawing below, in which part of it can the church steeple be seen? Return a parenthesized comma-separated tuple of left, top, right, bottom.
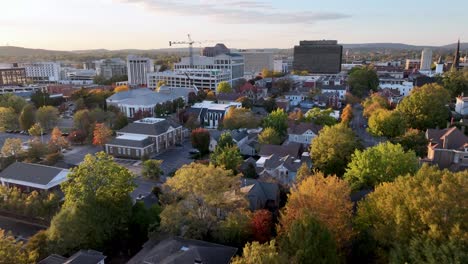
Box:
(452, 39, 461, 71)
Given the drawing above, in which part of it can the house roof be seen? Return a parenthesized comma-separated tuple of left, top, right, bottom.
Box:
(217, 92, 241, 102)
(240, 178, 279, 210)
(39, 250, 106, 264)
(106, 87, 193, 106)
(259, 142, 302, 158)
(426, 127, 468, 150)
(0, 162, 66, 186)
(239, 82, 258, 93)
(131, 237, 237, 264)
(38, 254, 67, 264)
(107, 135, 153, 148)
(287, 121, 323, 135)
(118, 119, 181, 136)
(231, 130, 248, 142)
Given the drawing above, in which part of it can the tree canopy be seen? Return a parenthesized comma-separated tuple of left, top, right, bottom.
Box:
(191, 128, 210, 155)
(348, 66, 379, 98)
(0, 229, 28, 264)
(223, 107, 259, 130)
(0, 107, 18, 131)
(304, 108, 337, 126)
(258, 127, 282, 145)
(367, 109, 407, 138)
(217, 81, 233, 93)
(362, 93, 390, 118)
(36, 106, 59, 130)
(263, 108, 288, 136)
(340, 104, 353, 124)
(211, 145, 243, 174)
(442, 69, 468, 97)
(310, 124, 361, 176)
(344, 142, 419, 190)
(19, 104, 36, 131)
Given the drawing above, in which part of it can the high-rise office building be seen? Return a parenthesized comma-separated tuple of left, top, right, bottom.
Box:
(293, 40, 343, 74)
(0, 67, 27, 86)
(236, 50, 274, 76)
(19, 62, 61, 82)
(127, 56, 154, 86)
(420, 48, 433, 71)
(96, 58, 127, 80)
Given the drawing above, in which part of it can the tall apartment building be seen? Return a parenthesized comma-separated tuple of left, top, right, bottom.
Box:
(202, 43, 230, 57)
(19, 62, 61, 82)
(293, 40, 343, 74)
(420, 48, 433, 71)
(236, 50, 274, 76)
(95, 58, 127, 80)
(174, 54, 244, 85)
(147, 69, 230, 90)
(0, 67, 27, 86)
(127, 56, 154, 86)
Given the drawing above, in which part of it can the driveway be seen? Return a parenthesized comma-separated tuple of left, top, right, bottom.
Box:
(62, 145, 101, 165)
(152, 140, 194, 177)
(0, 215, 45, 240)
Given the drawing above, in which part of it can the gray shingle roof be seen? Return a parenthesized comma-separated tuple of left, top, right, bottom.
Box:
(38, 254, 67, 264)
(38, 250, 106, 264)
(0, 162, 65, 186)
(108, 137, 153, 148)
(118, 119, 181, 136)
(259, 142, 302, 158)
(107, 87, 193, 106)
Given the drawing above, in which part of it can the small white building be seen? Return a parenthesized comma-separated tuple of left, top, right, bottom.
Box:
(455, 97, 468, 116)
(188, 101, 241, 129)
(19, 62, 61, 82)
(379, 78, 414, 96)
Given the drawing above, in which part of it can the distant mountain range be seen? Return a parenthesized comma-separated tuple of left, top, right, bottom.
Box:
(0, 42, 466, 59)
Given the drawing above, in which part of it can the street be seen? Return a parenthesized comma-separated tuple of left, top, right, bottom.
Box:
(351, 104, 386, 148)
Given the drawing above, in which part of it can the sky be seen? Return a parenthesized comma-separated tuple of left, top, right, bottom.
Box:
(1, 0, 467, 50)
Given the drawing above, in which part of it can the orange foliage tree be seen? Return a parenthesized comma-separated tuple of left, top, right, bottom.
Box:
(49, 127, 69, 150)
(251, 209, 273, 243)
(92, 123, 113, 146)
(114, 85, 129, 93)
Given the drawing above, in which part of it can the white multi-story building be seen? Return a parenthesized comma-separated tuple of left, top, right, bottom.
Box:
(127, 55, 154, 86)
(236, 50, 274, 77)
(148, 69, 231, 90)
(19, 62, 61, 82)
(95, 58, 127, 80)
(189, 100, 242, 129)
(420, 48, 433, 71)
(174, 54, 244, 84)
(379, 78, 414, 96)
(274, 59, 289, 73)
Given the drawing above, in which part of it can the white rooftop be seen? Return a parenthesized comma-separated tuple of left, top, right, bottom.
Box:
(134, 117, 166, 124)
(192, 100, 241, 111)
(116, 134, 149, 141)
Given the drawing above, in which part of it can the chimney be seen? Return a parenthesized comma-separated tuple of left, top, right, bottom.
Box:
(443, 136, 448, 149)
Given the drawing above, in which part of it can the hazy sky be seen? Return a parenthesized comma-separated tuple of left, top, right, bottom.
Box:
(1, 0, 467, 50)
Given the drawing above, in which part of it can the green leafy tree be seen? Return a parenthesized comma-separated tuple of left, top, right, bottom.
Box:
(263, 97, 277, 113)
(232, 240, 287, 264)
(19, 104, 36, 131)
(0, 94, 27, 113)
(367, 109, 407, 138)
(217, 132, 234, 149)
(28, 123, 42, 137)
(36, 106, 59, 130)
(214, 209, 252, 246)
(362, 93, 390, 118)
(310, 124, 361, 176)
(279, 215, 340, 264)
(0, 107, 18, 131)
(258, 127, 282, 145)
(127, 202, 161, 254)
(73, 109, 94, 138)
(223, 107, 259, 130)
(26, 230, 50, 263)
(217, 81, 233, 93)
(25, 140, 47, 162)
(1, 138, 23, 158)
(0, 229, 29, 264)
(211, 145, 243, 174)
(356, 165, 467, 263)
(47, 152, 135, 254)
(263, 108, 288, 136)
(344, 142, 419, 190)
(113, 113, 128, 130)
(442, 69, 468, 97)
(160, 163, 246, 239)
(391, 129, 428, 157)
(397, 84, 450, 130)
(191, 128, 210, 155)
(280, 172, 354, 249)
(348, 66, 379, 98)
(304, 108, 337, 126)
(141, 160, 163, 181)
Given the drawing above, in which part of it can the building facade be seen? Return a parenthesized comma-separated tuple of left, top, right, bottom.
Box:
(455, 96, 468, 115)
(236, 50, 274, 76)
(188, 100, 242, 129)
(405, 59, 420, 70)
(420, 48, 433, 71)
(127, 55, 154, 86)
(19, 62, 61, 82)
(95, 58, 127, 79)
(0, 68, 27, 86)
(293, 40, 343, 74)
(148, 69, 230, 90)
(202, 43, 230, 57)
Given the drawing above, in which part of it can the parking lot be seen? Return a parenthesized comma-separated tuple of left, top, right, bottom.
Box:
(153, 140, 194, 177)
(62, 145, 101, 166)
(0, 132, 51, 147)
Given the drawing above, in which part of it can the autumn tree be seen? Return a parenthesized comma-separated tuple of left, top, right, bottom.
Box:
(141, 160, 163, 181)
(160, 163, 246, 239)
(356, 165, 467, 263)
(73, 109, 94, 138)
(280, 172, 354, 249)
(397, 84, 450, 130)
(295, 163, 310, 183)
(28, 123, 43, 137)
(49, 127, 69, 150)
(0, 229, 29, 264)
(273, 78, 293, 94)
(391, 128, 428, 157)
(206, 91, 216, 101)
(258, 127, 282, 145)
(263, 108, 288, 136)
(0, 107, 18, 131)
(340, 104, 353, 124)
(114, 85, 129, 93)
(36, 106, 59, 130)
(217, 132, 234, 149)
(214, 209, 252, 246)
(278, 215, 340, 264)
(236, 96, 253, 109)
(367, 109, 407, 138)
(288, 109, 304, 122)
(67, 130, 87, 145)
(0, 94, 27, 113)
(92, 123, 113, 146)
(1, 138, 23, 158)
(362, 93, 390, 118)
(310, 124, 361, 176)
(47, 152, 135, 254)
(217, 81, 233, 93)
(19, 104, 36, 131)
(251, 209, 273, 243)
(191, 128, 210, 155)
(223, 107, 259, 130)
(304, 108, 337, 126)
(211, 145, 243, 174)
(344, 142, 419, 190)
(232, 240, 287, 264)
(348, 66, 379, 98)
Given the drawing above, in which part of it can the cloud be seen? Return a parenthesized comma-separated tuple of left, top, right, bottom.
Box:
(117, 0, 350, 24)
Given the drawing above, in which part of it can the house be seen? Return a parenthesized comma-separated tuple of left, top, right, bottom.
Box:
(287, 121, 323, 145)
(188, 100, 242, 129)
(217, 92, 241, 104)
(377, 88, 403, 105)
(209, 129, 250, 153)
(275, 98, 290, 111)
(238, 82, 265, 102)
(257, 154, 302, 186)
(39, 250, 106, 264)
(321, 85, 347, 99)
(105, 118, 184, 159)
(240, 178, 280, 211)
(284, 91, 308, 106)
(127, 237, 237, 264)
(425, 127, 468, 171)
(258, 142, 302, 159)
(455, 96, 468, 116)
(0, 162, 69, 192)
(106, 86, 195, 118)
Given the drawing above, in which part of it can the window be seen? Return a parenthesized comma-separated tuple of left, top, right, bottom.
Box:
(136, 149, 140, 157)
(118, 148, 122, 154)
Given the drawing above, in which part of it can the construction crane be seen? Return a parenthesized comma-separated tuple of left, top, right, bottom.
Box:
(169, 34, 201, 67)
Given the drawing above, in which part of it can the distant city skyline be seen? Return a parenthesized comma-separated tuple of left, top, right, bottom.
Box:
(1, 0, 467, 50)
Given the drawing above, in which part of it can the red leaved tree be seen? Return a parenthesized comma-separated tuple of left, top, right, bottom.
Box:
(190, 128, 210, 154)
(251, 209, 273, 243)
(92, 123, 113, 146)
